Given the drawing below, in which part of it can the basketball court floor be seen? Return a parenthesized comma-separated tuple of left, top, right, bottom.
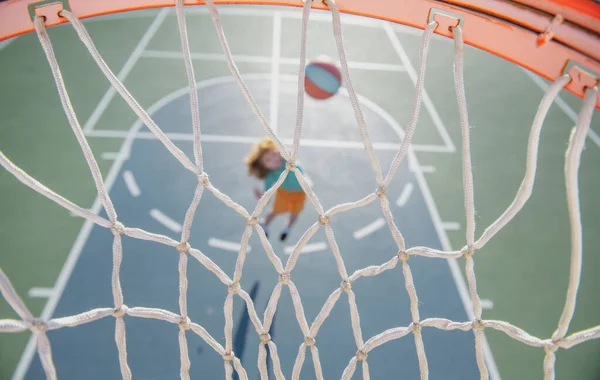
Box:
(0, 5, 599, 379)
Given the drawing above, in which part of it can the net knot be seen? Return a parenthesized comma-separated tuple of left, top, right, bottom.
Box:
(376, 186, 386, 198)
(260, 333, 271, 344)
(29, 318, 47, 334)
(285, 161, 296, 171)
(462, 245, 475, 258)
(279, 272, 291, 285)
(356, 349, 368, 361)
(544, 341, 559, 353)
(111, 221, 125, 236)
(222, 350, 235, 361)
(304, 336, 316, 347)
(340, 280, 352, 293)
(197, 172, 210, 186)
(179, 316, 191, 330)
(113, 305, 128, 318)
(409, 321, 422, 333)
(397, 250, 409, 262)
(472, 319, 484, 331)
(246, 216, 258, 226)
(176, 241, 191, 253)
(228, 281, 241, 295)
(318, 214, 330, 225)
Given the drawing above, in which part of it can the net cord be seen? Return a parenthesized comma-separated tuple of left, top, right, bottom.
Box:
(0, 2, 597, 380)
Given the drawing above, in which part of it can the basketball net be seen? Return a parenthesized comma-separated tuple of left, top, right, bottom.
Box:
(0, 0, 598, 379)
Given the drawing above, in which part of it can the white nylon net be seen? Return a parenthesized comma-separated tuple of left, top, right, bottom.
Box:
(0, 1, 599, 379)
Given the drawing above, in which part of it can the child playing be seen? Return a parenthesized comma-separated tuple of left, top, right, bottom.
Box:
(245, 138, 306, 241)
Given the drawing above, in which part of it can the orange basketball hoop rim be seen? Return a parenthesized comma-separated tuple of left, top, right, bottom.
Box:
(0, 0, 599, 109)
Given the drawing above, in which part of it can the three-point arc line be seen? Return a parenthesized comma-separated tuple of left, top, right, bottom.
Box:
(353, 218, 386, 240)
(123, 170, 141, 197)
(149, 209, 182, 233)
(397, 183, 414, 207)
(28, 287, 55, 298)
(208, 238, 251, 253)
(284, 242, 328, 255)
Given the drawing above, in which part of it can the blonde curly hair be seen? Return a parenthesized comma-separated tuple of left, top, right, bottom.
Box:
(244, 138, 277, 180)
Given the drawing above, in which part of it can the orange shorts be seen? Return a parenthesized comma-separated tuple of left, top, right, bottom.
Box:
(272, 188, 306, 216)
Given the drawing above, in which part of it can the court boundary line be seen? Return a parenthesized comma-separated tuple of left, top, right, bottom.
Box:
(141, 50, 408, 72)
(27, 287, 55, 299)
(150, 208, 183, 233)
(86, 129, 452, 153)
(284, 242, 328, 255)
(0, 37, 17, 52)
(383, 23, 456, 155)
(209, 238, 252, 253)
(82, 8, 169, 134)
(353, 218, 386, 240)
(13, 73, 499, 379)
(59, 5, 425, 39)
(397, 182, 414, 207)
(270, 12, 282, 134)
(11, 107, 148, 380)
(123, 170, 141, 197)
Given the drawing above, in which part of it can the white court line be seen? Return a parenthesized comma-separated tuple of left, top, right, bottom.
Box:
(82, 9, 169, 133)
(86, 129, 448, 153)
(12, 101, 150, 380)
(270, 13, 282, 134)
(0, 37, 17, 52)
(398, 137, 502, 378)
(521, 68, 600, 148)
(284, 242, 328, 255)
(353, 218, 386, 240)
(150, 209, 182, 233)
(396, 182, 414, 207)
(27, 287, 55, 299)
(100, 152, 120, 160)
(184, 6, 424, 37)
(383, 23, 456, 154)
(323, 60, 405, 72)
(288, 57, 407, 73)
(84, 9, 160, 23)
(441, 222, 461, 231)
(480, 299, 494, 310)
(123, 170, 141, 197)
(143, 50, 407, 72)
(143, 50, 271, 63)
(208, 238, 250, 253)
(412, 165, 435, 173)
(78, 5, 426, 39)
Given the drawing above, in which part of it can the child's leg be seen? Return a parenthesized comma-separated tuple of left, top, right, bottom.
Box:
(280, 213, 299, 241)
(287, 213, 299, 229)
(260, 211, 277, 238)
(262, 189, 287, 238)
(264, 211, 277, 227)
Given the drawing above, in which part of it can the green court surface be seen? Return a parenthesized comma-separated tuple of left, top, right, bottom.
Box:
(1, 5, 599, 379)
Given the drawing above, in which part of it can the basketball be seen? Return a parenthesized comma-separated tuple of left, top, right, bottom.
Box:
(304, 60, 342, 99)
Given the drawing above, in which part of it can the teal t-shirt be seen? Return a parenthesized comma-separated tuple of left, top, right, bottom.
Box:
(264, 159, 304, 192)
